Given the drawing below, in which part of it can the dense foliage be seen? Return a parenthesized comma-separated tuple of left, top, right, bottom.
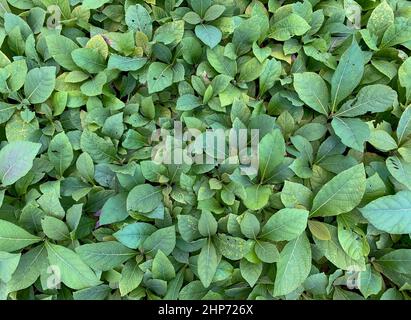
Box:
(0, 0, 411, 300)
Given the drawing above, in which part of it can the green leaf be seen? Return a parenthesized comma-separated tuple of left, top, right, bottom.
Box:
(152, 250, 175, 281)
(206, 46, 237, 77)
(243, 185, 271, 211)
(330, 40, 364, 110)
(204, 5, 225, 21)
(294, 72, 329, 115)
(376, 249, 411, 274)
(259, 129, 285, 183)
(331, 117, 370, 151)
(108, 54, 147, 72)
(48, 132, 73, 176)
(46, 242, 102, 290)
(314, 224, 365, 270)
(254, 241, 279, 263)
(147, 62, 173, 94)
(176, 94, 202, 111)
(311, 164, 366, 217)
(119, 260, 144, 296)
(7, 245, 48, 292)
(386, 156, 411, 190)
(215, 234, 252, 261)
(273, 232, 311, 296)
(308, 220, 331, 241)
(399, 57, 411, 103)
(261, 208, 308, 241)
(24, 66, 56, 103)
(41, 216, 70, 241)
(0, 141, 40, 186)
(270, 13, 310, 41)
(82, 0, 110, 9)
(281, 181, 313, 209)
(125, 4, 152, 38)
(367, 0, 394, 39)
(259, 58, 282, 95)
(114, 222, 156, 249)
(0, 251, 20, 282)
(195, 24, 222, 49)
(71, 48, 106, 74)
(142, 226, 176, 256)
(46, 35, 79, 70)
(0, 219, 41, 252)
(240, 259, 262, 287)
(198, 211, 217, 237)
(360, 191, 411, 234)
(73, 285, 111, 300)
(240, 212, 260, 239)
(198, 241, 218, 287)
(76, 241, 135, 271)
(80, 130, 117, 163)
(397, 106, 411, 145)
(359, 264, 383, 298)
(335, 84, 397, 117)
(127, 184, 162, 214)
(154, 21, 185, 45)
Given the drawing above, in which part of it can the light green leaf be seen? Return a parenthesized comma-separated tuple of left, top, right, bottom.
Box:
(367, 0, 394, 39)
(71, 48, 106, 74)
(376, 249, 411, 274)
(294, 72, 329, 115)
(0, 141, 40, 186)
(399, 57, 411, 103)
(311, 164, 366, 217)
(154, 20, 185, 45)
(76, 241, 135, 271)
(397, 106, 411, 145)
(270, 13, 310, 41)
(142, 226, 176, 256)
(46, 34, 79, 70)
(0, 219, 41, 252)
(330, 40, 364, 110)
(152, 250, 175, 281)
(195, 24, 222, 49)
(119, 260, 144, 296)
(108, 54, 147, 72)
(24, 66, 56, 103)
(313, 224, 365, 270)
(240, 259, 262, 287)
(80, 130, 117, 163)
(7, 245, 48, 292)
(359, 264, 383, 298)
(125, 4, 152, 38)
(0, 251, 20, 282)
(331, 117, 370, 151)
(198, 211, 217, 237)
(48, 132, 73, 176)
(259, 129, 285, 183)
(336, 84, 397, 117)
(360, 191, 411, 234)
(41, 216, 70, 241)
(114, 222, 156, 249)
(198, 241, 218, 287)
(243, 185, 271, 211)
(147, 62, 173, 94)
(46, 242, 101, 290)
(273, 232, 311, 296)
(261, 208, 308, 241)
(127, 184, 162, 214)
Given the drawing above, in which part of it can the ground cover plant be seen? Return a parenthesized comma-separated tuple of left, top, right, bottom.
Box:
(0, 0, 410, 300)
